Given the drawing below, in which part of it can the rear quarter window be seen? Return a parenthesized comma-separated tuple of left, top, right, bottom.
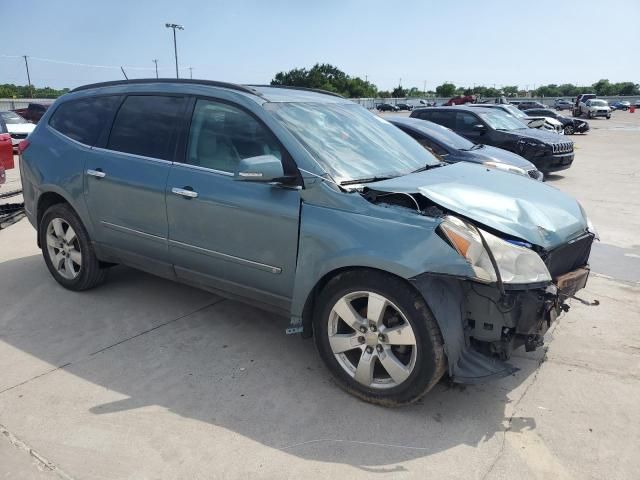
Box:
(49, 96, 122, 146)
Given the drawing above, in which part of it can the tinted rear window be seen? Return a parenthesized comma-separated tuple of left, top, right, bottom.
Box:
(107, 95, 184, 160)
(49, 96, 121, 146)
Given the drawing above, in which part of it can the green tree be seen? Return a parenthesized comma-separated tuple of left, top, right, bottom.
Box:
(271, 63, 377, 98)
(614, 82, 639, 95)
(435, 82, 456, 97)
(391, 86, 408, 98)
(407, 87, 422, 97)
(0, 84, 69, 99)
(502, 85, 519, 97)
(592, 79, 614, 96)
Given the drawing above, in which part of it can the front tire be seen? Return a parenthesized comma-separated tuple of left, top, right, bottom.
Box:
(39, 203, 106, 291)
(313, 270, 446, 406)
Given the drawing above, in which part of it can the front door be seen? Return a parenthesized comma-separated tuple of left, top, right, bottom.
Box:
(166, 98, 300, 310)
(84, 94, 186, 274)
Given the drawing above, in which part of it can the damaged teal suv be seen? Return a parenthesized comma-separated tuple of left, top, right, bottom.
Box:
(20, 80, 596, 405)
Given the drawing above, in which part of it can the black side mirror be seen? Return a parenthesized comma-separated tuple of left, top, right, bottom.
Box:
(472, 124, 486, 134)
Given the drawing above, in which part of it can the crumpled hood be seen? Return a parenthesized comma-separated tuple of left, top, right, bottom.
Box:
(368, 162, 587, 250)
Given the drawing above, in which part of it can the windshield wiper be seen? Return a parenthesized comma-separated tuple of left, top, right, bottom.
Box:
(340, 176, 395, 186)
(411, 163, 445, 173)
(460, 144, 484, 151)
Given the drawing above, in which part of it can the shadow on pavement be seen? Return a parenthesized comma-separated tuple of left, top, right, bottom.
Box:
(0, 254, 541, 469)
(544, 173, 565, 182)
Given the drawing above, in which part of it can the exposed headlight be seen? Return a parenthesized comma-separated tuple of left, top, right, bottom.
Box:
(579, 204, 599, 240)
(586, 216, 599, 240)
(483, 161, 528, 177)
(439, 216, 552, 284)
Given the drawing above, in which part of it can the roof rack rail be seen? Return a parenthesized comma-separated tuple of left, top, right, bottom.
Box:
(247, 84, 345, 98)
(70, 78, 264, 97)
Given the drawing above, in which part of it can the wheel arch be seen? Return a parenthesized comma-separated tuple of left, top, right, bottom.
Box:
(300, 265, 426, 338)
(36, 189, 80, 248)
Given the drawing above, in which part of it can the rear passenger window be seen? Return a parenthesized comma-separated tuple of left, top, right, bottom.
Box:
(186, 99, 284, 173)
(49, 96, 121, 146)
(107, 95, 184, 160)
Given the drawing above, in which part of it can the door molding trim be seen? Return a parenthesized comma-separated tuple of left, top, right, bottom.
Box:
(169, 239, 282, 274)
(101, 221, 167, 244)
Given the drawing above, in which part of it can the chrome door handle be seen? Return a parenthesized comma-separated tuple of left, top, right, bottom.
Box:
(171, 187, 198, 199)
(87, 169, 106, 178)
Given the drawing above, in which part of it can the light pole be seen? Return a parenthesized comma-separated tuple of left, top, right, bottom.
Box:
(165, 23, 184, 79)
(23, 55, 33, 97)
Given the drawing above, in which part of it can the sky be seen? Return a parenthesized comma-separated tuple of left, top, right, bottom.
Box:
(1, 0, 639, 91)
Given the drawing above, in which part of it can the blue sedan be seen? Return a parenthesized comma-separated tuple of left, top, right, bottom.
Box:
(389, 117, 544, 181)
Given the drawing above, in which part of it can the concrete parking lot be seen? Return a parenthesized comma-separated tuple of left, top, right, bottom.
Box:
(1, 111, 639, 479)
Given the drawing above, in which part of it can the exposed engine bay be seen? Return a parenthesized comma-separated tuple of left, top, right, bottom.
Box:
(361, 187, 595, 380)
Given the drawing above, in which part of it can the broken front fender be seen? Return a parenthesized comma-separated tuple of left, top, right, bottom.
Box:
(411, 273, 568, 383)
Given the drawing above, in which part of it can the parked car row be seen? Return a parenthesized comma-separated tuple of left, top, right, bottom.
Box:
(468, 103, 564, 134)
(18, 80, 596, 406)
(410, 106, 574, 174)
(0, 111, 37, 149)
(389, 117, 543, 180)
(376, 102, 414, 112)
(523, 108, 589, 135)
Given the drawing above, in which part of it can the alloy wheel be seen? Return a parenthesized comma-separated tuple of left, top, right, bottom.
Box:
(327, 291, 417, 389)
(46, 218, 82, 280)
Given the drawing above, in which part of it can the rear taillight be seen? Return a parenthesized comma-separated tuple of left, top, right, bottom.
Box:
(18, 139, 30, 154)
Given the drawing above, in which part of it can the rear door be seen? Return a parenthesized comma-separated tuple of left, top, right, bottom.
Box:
(166, 97, 300, 309)
(84, 94, 187, 275)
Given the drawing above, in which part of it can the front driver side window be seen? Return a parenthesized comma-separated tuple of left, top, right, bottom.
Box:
(187, 99, 283, 173)
(455, 112, 480, 133)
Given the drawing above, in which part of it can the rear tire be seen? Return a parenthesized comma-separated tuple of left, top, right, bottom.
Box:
(313, 270, 446, 406)
(39, 203, 106, 291)
(564, 125, 574, 135)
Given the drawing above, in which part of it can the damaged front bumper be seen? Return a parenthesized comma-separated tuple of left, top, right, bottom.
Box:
(411, 265, 590, 384)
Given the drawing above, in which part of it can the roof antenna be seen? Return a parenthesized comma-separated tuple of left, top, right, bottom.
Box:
(120, 66, 129, 80)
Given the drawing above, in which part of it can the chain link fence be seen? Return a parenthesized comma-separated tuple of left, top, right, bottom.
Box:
(2, 95, 639, 114)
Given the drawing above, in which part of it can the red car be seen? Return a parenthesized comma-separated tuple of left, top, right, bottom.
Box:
(444, 94, 477, 106)
(0, 117, 14, 176)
